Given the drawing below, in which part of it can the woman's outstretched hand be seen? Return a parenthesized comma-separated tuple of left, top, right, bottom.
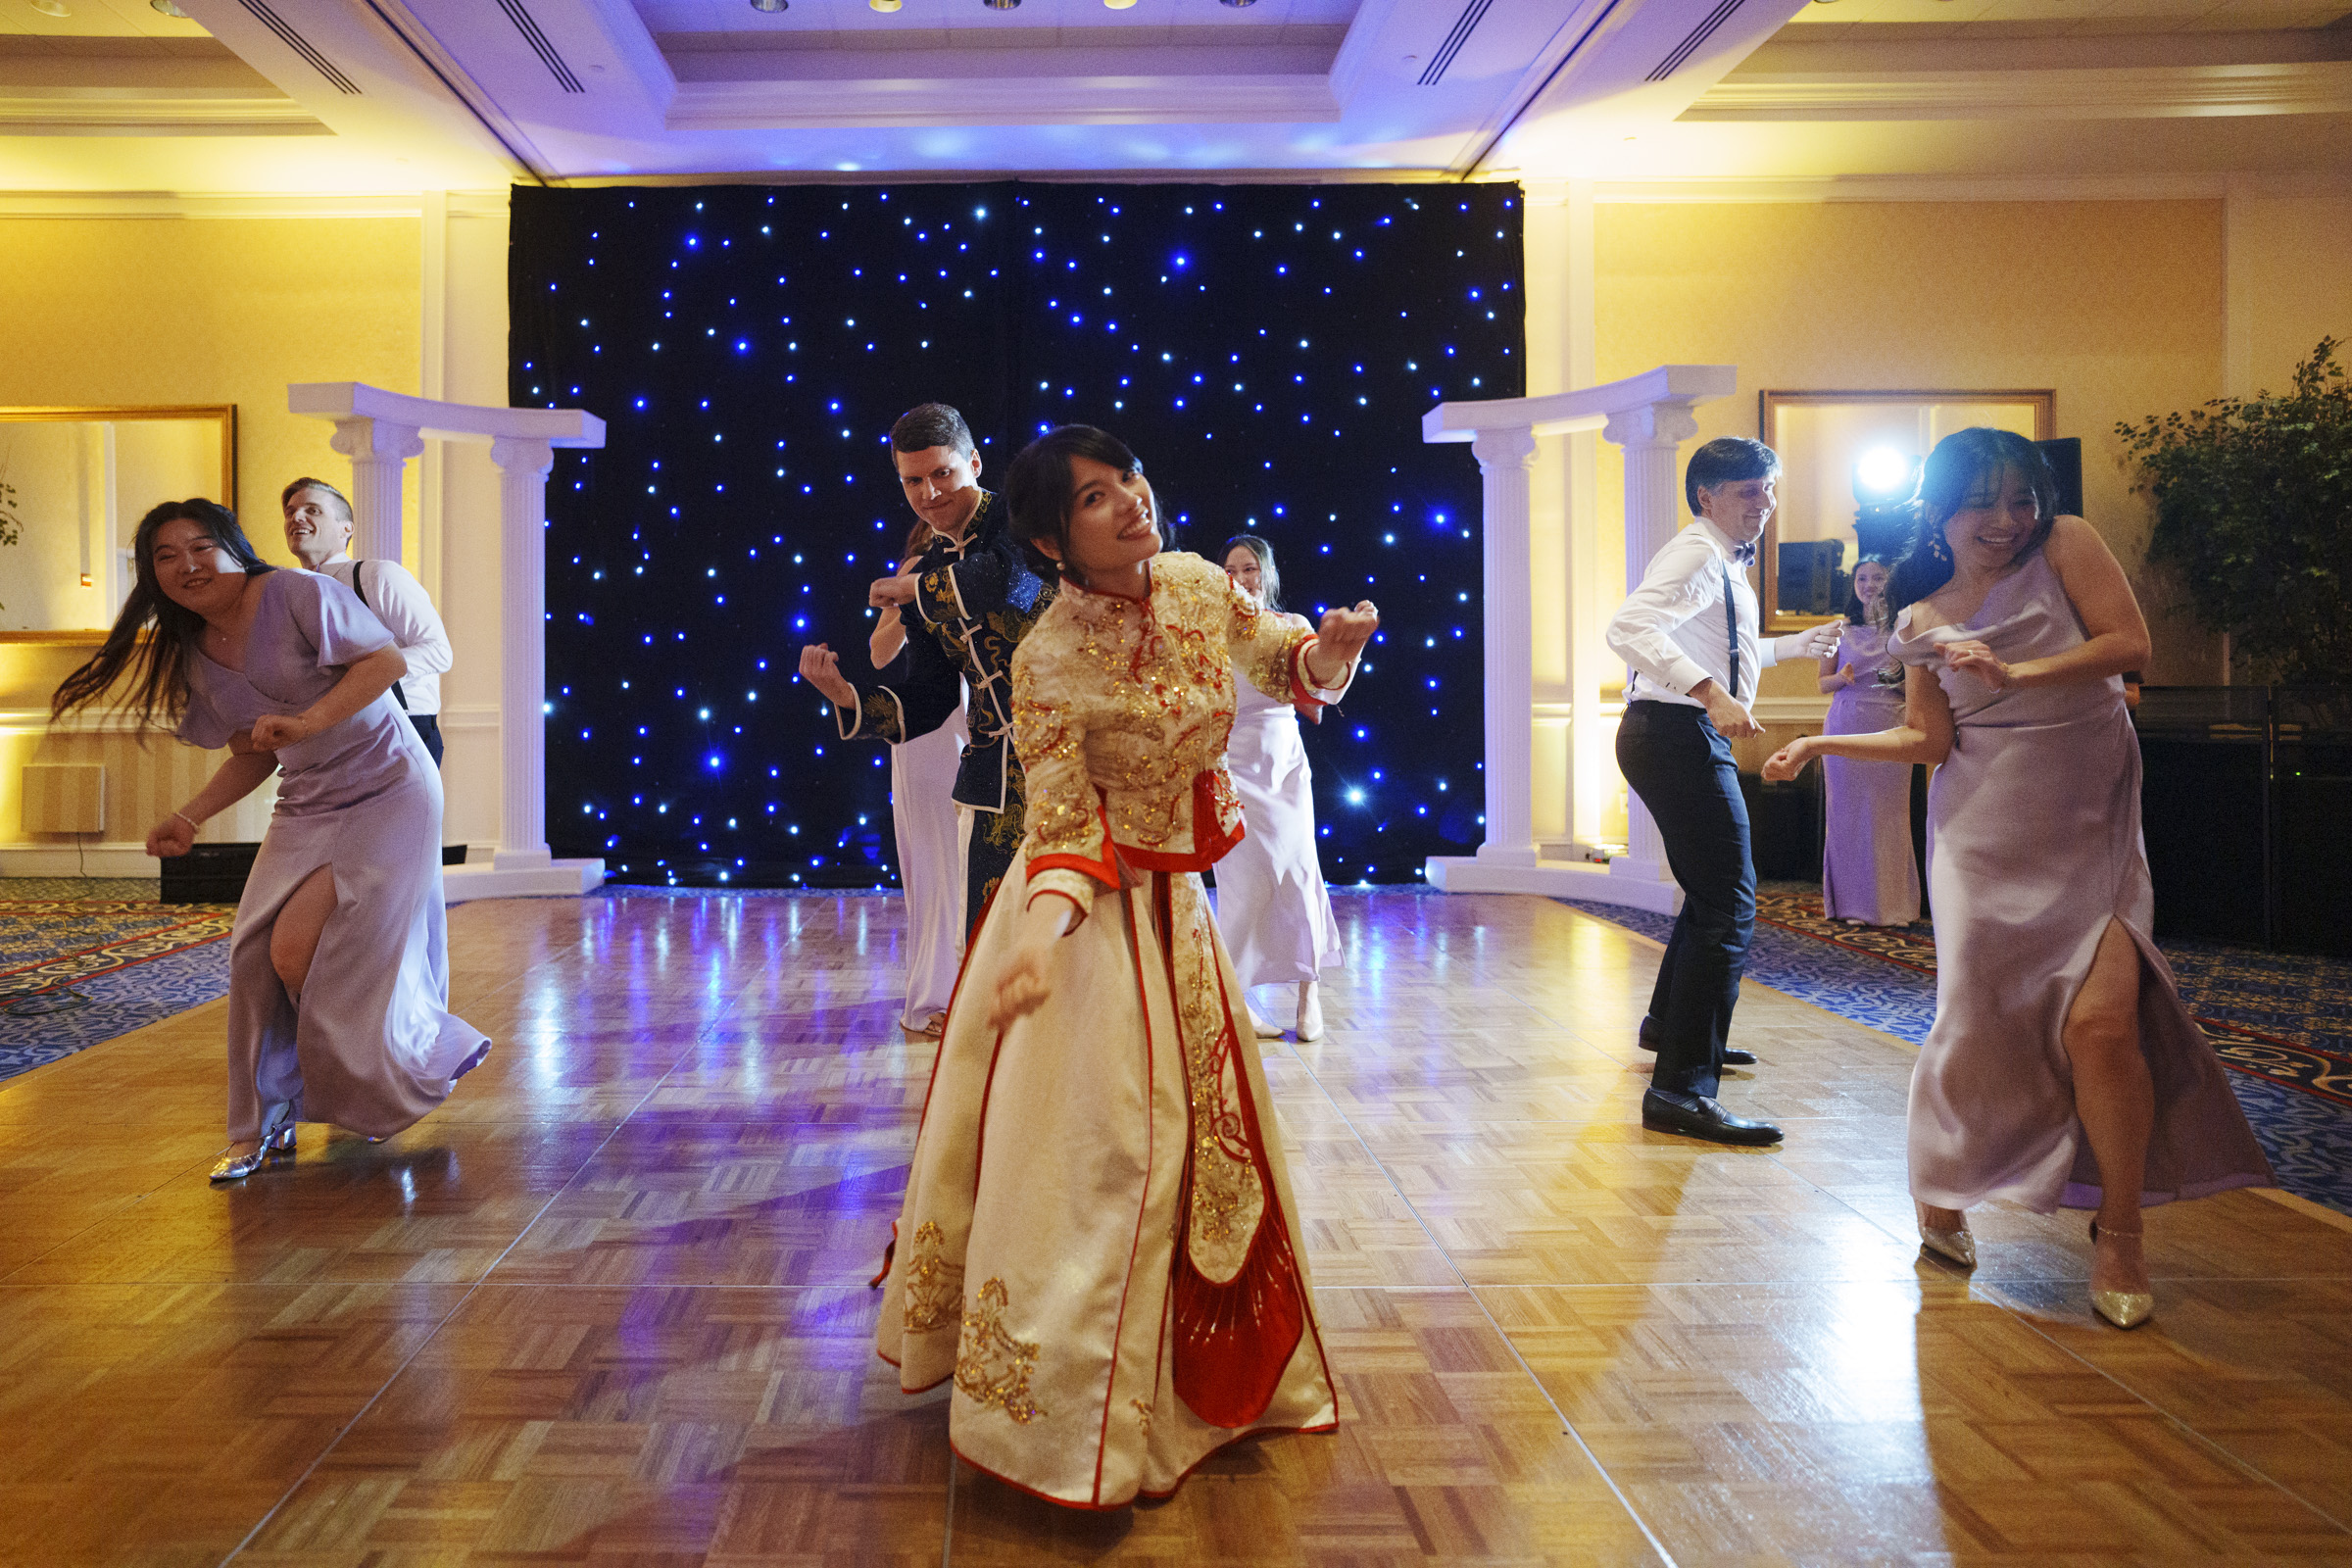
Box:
(1306, 601, 1379, 688)
(1761, 737, 1816, 784)
(987, 894, 1078, 1030)
(798, 644, 858, 708)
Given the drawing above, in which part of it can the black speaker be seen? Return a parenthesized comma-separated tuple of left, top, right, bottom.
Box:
(161, 842, 260, 906)
(2034, 437, 2083, 517)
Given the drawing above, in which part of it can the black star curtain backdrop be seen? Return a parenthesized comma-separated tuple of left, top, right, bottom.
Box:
(511, 181, 1523, 888)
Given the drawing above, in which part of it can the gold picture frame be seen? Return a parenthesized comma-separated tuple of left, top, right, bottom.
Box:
(1756, 389, 2053, 634)
(0, 404, 237, 634)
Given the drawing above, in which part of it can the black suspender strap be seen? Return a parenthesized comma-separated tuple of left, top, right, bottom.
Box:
(350, 560, 411, 710)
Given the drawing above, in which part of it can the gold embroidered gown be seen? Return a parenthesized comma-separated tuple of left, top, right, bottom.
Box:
(874, 550, 1342, 1508)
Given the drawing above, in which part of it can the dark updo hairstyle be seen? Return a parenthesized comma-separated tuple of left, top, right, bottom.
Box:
(50, 499, 276, 733)
(1685, 436, 1782, 516)
(1220, 533, 1283, 612)
(1884, 427, 2061, 621)
(1004, 424, 1146, 585)
(1844, 554, 1895, 626)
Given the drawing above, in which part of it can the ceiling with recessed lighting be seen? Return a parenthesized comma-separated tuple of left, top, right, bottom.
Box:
(0, 0, 2345, 192)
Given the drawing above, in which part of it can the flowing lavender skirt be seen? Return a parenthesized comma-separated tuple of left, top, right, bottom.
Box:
(1820, 684, 1920, 926)
(1908, 698, 2270, 1212)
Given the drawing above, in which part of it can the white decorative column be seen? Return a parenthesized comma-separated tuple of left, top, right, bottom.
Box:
(328, 417, 425, 563)
(1601, 400, 1701, 894)
(1473, 426, 1542, 868)
(488, 435, 554, 874)
(1417, 363, 1733, 910)
(290, 381, 605, 902)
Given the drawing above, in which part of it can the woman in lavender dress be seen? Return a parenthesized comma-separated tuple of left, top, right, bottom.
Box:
(1816, 558, 1920, 926)
(52, 501, 488, 1183)
(1765, 431, 2268, 1329)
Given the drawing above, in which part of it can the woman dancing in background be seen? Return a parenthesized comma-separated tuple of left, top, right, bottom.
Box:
(1217, 535, 1346, 1043)
(872, 520, 969, 1036)
(51, 500, 488, 1183)
(1816, 556, 1921, 926)
(870, 426, 1375, 1506)
(1765, 430, 2268, 1328)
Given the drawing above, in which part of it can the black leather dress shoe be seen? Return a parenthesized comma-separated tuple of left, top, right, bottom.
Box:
(1637, 1019, 1756, 1067)
(1641, 1088, 1784, 1147)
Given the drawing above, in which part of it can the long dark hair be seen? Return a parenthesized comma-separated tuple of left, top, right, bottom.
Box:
(1884, 428, 2061, 621)
(51, 499, 275, 731)
(1844, 554, 1894, 627)
(1004, 424, 1146, 585)
(1220, 533, 1283, 611)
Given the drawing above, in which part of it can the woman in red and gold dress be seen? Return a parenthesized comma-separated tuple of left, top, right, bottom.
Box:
(871, 425, 1376, 1507)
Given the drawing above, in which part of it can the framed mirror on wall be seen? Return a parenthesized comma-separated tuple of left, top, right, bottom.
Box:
(1758, 390, 2053, 634)
(0, 405, 237, 638)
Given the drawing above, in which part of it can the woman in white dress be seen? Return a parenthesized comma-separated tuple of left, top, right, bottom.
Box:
(872, 525, 968, 1035)
(1217, 536, 1345, 1042)
(52, 500, 487, 1182)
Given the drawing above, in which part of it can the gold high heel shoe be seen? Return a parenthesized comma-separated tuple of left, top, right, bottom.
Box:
(1918, 1218, 1977, 1270)
(2088, 1219, 2154, 1329)
(210, 1116, 296, 1183)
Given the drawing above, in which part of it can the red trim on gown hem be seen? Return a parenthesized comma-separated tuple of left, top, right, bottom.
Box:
(1156, 875, 1308, 1430)
(950, 1419, 1338, 1514)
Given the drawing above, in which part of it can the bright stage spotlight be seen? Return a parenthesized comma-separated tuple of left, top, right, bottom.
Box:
(1854, 447, 1919, 505)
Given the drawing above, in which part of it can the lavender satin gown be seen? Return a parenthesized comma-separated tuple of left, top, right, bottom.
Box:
(1888, 550, 2269, 1212)
(178, 569, 487, 1144)
(1821, 624, 1921, 925)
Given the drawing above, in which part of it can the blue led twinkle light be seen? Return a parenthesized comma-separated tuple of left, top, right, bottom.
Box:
(514, 181, 1521, 888)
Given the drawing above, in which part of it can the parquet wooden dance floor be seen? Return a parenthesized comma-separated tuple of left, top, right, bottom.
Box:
(3, 889, 2349, 1566)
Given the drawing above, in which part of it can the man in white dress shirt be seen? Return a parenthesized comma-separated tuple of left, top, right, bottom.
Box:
(1605, 438, 1839, 1147)
(281, 477, 455, 766)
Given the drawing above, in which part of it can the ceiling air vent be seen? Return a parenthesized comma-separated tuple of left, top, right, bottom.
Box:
(1646, 0, 1746, 82)
(496, 0, 586, 94)
(1417, 0, 1496, 86)
(237, 0, 361, 93)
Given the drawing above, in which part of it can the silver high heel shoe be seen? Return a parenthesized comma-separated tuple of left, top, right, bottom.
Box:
(210, 1117, 296, 1183)
(2088, 1219, 2154, 1329)
(1918, 1211, 1977, 1270)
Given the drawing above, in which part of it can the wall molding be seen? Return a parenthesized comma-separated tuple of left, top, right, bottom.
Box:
(0, 840, 155, 876)
(1686, 61, 2352, 122)
(0, 189, 511, 220)
(1590, 172, 2352, 204)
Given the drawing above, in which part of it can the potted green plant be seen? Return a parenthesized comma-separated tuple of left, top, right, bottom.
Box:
(2117, 337, 2352, 685)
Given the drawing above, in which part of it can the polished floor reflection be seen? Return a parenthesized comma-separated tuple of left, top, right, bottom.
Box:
(1, 888, 2347, 1565)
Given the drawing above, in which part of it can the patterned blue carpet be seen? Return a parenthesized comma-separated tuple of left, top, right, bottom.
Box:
(1562, 888, 2352, 1215)
(0, 880, 233, 1082)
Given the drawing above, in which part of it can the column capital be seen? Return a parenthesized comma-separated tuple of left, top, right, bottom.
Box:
(1600, 401, 1701, 451)
(489, 435, 556, 476)
(327, 416, 425, 464)
(1470, 425, 1540, 472)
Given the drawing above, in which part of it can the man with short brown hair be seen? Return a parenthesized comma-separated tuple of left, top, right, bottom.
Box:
(798, 405, 1054, 924)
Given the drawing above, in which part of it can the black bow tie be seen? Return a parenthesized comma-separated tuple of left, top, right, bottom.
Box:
(1730, 542, 1757, 568)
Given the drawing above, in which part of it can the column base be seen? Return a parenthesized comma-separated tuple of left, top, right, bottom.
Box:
(444, 855, 606, 903)
(1425, 855, 1684, 913)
